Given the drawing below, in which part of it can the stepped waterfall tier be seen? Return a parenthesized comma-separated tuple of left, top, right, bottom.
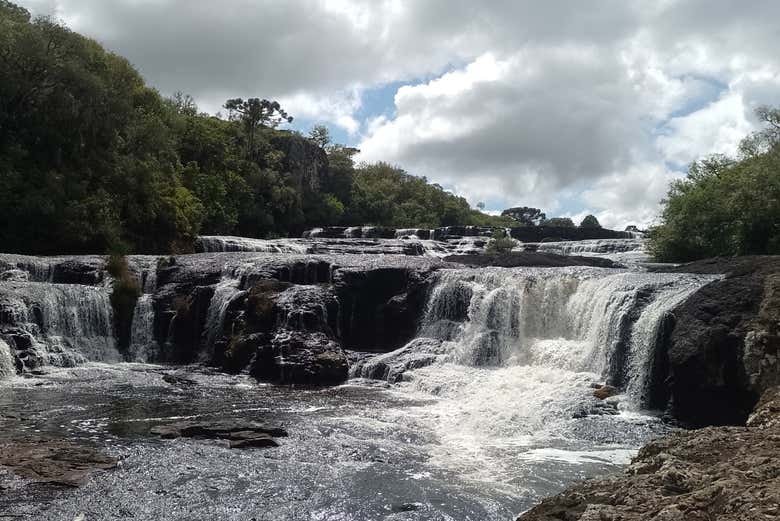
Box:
(1, 247, 772, 521)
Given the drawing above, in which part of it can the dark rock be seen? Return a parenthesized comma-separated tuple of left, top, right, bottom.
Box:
(150, 420, 288, 441)
(229, 435, 279, 449)
(162, 373, 197, 386)
(0, 439, 117, 487)
(653, 256, 780, 426)
(335, 265, 435, 352)
(508, 226, 631, 242)
(250, 330, 348, 385)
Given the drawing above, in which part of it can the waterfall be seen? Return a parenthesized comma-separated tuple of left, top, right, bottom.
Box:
(202, 278, 246, 357)
(128, 295, 156, 362)
(0, 281, 120, 367)
(0, 338, 14, 378)
(358, 267, 714, 409)
(196, 236, 312, 254)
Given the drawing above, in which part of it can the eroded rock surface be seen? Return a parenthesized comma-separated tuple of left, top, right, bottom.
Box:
(653, 256, 780, 426)
(518, 386, 780, 521)
(0, 439, 117, 487)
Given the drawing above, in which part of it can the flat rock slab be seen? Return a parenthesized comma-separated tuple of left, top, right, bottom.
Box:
(150, 420, 287, 449)
(0, 439, 117, 487)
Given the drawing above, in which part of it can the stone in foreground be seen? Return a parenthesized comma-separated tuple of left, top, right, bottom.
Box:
(150, 420, 287, 449)
(0, 439, 117, 487)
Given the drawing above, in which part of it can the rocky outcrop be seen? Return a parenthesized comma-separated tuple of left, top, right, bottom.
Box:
(517, 386, 780, 521)
(651, 256, 780, 426)
(270, 133, 329, 193)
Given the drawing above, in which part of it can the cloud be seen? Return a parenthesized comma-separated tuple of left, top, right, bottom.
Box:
(15, 0, 780, 228)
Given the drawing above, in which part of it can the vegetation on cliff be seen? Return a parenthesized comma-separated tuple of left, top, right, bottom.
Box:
(0, 2, 506, 255)
(649, 106, 780, 262)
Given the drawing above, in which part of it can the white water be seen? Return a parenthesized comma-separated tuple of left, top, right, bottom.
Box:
(351, 266, 714, 482)
(353, 267, 712, 484)
(128, 295, 156, 362)
(197, 236, 311, 254)
(0, 282, 120, 366)
(0, 338, 14, 378)
(535, 238, 649, 263)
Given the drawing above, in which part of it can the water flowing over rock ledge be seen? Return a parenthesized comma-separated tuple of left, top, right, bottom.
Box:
(1, 248, 776, 427)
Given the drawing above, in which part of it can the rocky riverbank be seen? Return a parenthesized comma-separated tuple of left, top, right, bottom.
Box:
(517, 386, 780, 521)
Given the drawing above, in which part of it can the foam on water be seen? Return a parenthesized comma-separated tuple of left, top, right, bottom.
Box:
(0, 338, 14, 378)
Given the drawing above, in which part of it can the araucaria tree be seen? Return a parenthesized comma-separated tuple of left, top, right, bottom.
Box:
(223, 98, 293, 157)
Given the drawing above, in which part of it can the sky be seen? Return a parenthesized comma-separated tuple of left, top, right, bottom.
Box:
(16, 0, 780, 229)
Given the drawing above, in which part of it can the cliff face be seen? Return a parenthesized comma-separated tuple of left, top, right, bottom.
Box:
(270, 133, 329, 193)
(517, 386, 780, 521)
(653, 256, 780, 426)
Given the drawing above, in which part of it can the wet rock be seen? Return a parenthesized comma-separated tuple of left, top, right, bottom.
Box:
(654, 256, 780, 426)
(229, 435, 279, 449)
(517, 386, 780, 521)
(150, 420, 288, 445)
(0, 439, 117, 487)
(162, 373, 197, 386)
(350, 338, 447, 382)
(250, 330, 349, 385)
(593, 385, 618, 400)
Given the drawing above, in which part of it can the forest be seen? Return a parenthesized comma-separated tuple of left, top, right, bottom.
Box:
(0, 2, 507, 255)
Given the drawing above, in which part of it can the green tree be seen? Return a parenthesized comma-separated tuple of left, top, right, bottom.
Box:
(486, 229, 516, 254)
(224, 98, 293, 158)
(309, 124, 330, 148)
(543, 217, 576, 227)
(501, 207, 546, 226)
(579, 214, 601, 228)
(649, 107, 780, 262)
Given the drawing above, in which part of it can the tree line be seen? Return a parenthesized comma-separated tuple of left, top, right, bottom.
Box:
(649, 107, 780, 261)
(0, 2, 507, 255)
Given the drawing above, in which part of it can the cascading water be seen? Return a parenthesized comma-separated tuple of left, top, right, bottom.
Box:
(128, 294, 156, 362)
(0, 281, 120, 368)
(352, 266, 715, 483)
(0, 338, 14, 378)
(535, 238, 649, 263)
(382, 267, 712, 404)
(197, 235, 312, 254)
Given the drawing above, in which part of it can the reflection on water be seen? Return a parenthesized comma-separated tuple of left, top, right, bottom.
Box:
(0, 364, 667, 521)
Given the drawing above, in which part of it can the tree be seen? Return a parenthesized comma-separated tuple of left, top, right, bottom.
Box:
(224, 98, 293, 157)
(486, 229, 516, 254)
(501, 206, 546, 226)
(543, 217, 575, 227)
(309, 124, 330, 148)
(579, 214, 601, 228)
(476, 202, 486, 211)
(648, 106, 780, 262)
